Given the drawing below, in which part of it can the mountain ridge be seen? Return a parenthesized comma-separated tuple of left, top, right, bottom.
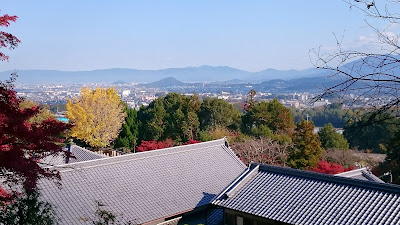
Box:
(0, 65, 327, 84)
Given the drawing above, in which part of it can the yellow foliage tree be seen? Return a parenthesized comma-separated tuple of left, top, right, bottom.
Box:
(66, 87, 126, 148)
(19, 100, 55, 123)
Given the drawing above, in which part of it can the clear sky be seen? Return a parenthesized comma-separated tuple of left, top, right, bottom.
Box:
(0, 1, 392, 72)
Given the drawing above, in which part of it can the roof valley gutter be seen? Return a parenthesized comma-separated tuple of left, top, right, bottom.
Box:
(214, 165, 254, 201)
(226, 165, 259, 198)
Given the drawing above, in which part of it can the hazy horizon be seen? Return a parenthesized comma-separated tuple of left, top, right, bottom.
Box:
(1, 1, 389, 73)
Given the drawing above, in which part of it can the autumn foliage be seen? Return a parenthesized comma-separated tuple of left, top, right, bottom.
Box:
(0, 75, 70, 193)
(310, 160, 355, 175)
(0, 11, 20, 61)
(183, 139, 201, 145)
(136, 139, 174, 152)
(67, 87, 126, 148)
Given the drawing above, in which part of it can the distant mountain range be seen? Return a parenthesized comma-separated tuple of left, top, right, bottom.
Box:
(142, 76, 345, 93)
(2, 55, 397, 87)
(0, 65, 329, 84)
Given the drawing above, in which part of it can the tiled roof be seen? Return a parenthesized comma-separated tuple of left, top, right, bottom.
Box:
(39, 138, 246, 225)
(213, 163, 400, 225)
(40, 145, 106, 166)
(335, 167, 384, 183)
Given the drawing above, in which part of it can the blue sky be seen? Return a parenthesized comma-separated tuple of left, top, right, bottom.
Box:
(0, 1, 391, 72)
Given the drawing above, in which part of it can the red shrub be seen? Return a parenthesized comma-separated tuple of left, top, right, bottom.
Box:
(182, 139, 201, 145)
(136, 139, 174, 152)
(310, 160, 355, 175)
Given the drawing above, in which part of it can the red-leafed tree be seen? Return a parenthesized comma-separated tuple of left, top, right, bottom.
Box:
(0, 11, 69, 224)
(310, 160, 355, 175)
(182, 139, 201, 145)
(1, 11, 70, 195)
(0, 11, 20, 61)
(0, 74, 71, 194)
(136, 139, 174, 152)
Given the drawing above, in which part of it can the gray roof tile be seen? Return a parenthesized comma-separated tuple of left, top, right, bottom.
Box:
(335, 167, 384, 183)
(39, 138, 246, 224)
(213, 163, 400, 225)
(40, 145, 106, 166)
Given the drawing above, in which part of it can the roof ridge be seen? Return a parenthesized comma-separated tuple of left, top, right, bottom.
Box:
(257, 164, 400, 194)
(221, 143, 246, 169)
(335, 167, 369, 177)
(54, 138, 229, 172)
(70, 145, 106, 157)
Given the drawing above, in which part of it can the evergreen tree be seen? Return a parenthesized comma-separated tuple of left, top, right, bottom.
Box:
(114, 106, 140, 151)
(242, 99, 294, 138)
(344, 112, 400, 152)
(198, 97, 241, 131)
(139, 98, 166, 141)
(378, 130, 400, 184)
(318, 123, 349, 149)
(289, 120, 324, 169)
(139, 93, 201, 142)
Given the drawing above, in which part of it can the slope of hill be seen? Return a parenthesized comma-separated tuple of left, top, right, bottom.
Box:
(144, 77, 186, 88)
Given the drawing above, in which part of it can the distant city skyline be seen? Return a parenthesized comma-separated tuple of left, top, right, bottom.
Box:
(0, 1, 394, 72)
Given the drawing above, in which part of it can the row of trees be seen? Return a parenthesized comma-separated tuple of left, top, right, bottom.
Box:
(65, 87, 398, 155)
(20, 82, 391, 175)
(63, 87, 343, 170)
(115, 94, 297, 148)
(62, 86, 366, 171)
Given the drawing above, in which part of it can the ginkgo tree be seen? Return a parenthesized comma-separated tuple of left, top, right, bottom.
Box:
(66, 87, 126, 148)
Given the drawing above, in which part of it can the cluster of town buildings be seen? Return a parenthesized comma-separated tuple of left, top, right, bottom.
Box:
(15, 83, 336, 110)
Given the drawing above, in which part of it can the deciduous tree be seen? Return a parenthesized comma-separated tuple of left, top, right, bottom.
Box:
(19, 100, 55, 124)
(0, 11, 20, 61)
(311, 1, 400, 119)
(0, 74, 70, 193)
(310, 160, 354, 175)
(182, 139, 201, 145)
(231, 137, 292, 166)
(66, 87, 126, 148)
(136, 139, 174, 152)
(310, 0, 400, 181)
